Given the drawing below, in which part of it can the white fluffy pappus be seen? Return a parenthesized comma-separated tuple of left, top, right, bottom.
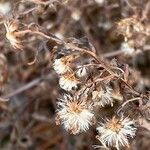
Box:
(4, 21, 23, 49)
(121, 42, 135, 55)
(95, 0, 104, 5)
(76, 66, 87, 78)
(92, 87, 114, 107)
(59, 74, 79, 91)
(56, 94, 95, 134)
(96, 116, 137, 150)
(53, 58, 71, 74)
(0, 1, 11, 14)
(53, 55, 75, 75)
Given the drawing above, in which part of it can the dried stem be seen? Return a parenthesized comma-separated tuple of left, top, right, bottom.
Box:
(2, 74, 53, 100)
(117, 97, 141, 114)
(15, 29, 140, 96)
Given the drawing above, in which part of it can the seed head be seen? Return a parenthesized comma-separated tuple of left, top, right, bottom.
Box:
(0, 1, 11, 14)
(59, 73, 78, 91)
(76, 66, 87, 78)
(121, 42, 136, 55)
(92, 86, 114, 107)
(96, 116, 137, 150)
(56, 94, 95, 134)
(4, 20, 23, 50)
(53, 55, 74, 74)
(117, 17, 144, 39)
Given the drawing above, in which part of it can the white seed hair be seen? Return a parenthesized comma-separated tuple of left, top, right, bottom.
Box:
(96, 116, 137, 150)
(76, 66, 87, 78)
(4, 21, 23, 49)
(121, 42, 135, 55)
(59, 74, 78, 91)
(92, 87, 114, 107)
(53, 58, 71, 75)
(0, 1, 11, 15)
(95, 0, 105, 5)
(56, 94, 95, 134)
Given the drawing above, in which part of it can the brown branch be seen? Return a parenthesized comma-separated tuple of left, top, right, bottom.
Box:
(16, 28, 140, 97)
(103, 50, 123, 58)
(117, 97, 141, 114)
(2, 74, 52, 100)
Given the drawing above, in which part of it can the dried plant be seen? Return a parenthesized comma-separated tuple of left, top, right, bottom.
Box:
(0, 0, 149, 150)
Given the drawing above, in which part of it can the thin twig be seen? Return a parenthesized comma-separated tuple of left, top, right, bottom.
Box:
(2, 74, 52, 99)
(117, 97, 141, 114)
(103, 50, 123, 58)
(15, 28, 140, 96)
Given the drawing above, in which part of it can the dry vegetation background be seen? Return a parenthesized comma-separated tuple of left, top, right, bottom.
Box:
(0, 0, 150, 150)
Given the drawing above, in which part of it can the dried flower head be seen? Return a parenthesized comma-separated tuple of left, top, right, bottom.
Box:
(96, 116, 137, 150)
(76, 66, 87, 78)
(95, 0, 104, 5)
(53, 55, 74, 74)
(59, 73, 79, 91)
(92, 86, 114, 107)
(117, 17, 144, 39)
(0, 1, 11, 14)
(121, 42, 135, 55)
(4, 20, 23, 49)
(56, 94, 95, 134)
(71, 10, 81, 21)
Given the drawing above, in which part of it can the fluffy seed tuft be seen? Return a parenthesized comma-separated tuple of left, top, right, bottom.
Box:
(96, 116, 137, 150)
(92, 86, 114, 107)
(53, 56, 73, 74)
(59, 73, 78, 91)
(56, 94, 95, 134)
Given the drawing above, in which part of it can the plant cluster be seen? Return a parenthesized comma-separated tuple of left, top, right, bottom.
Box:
(0, 0, 150, 149)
